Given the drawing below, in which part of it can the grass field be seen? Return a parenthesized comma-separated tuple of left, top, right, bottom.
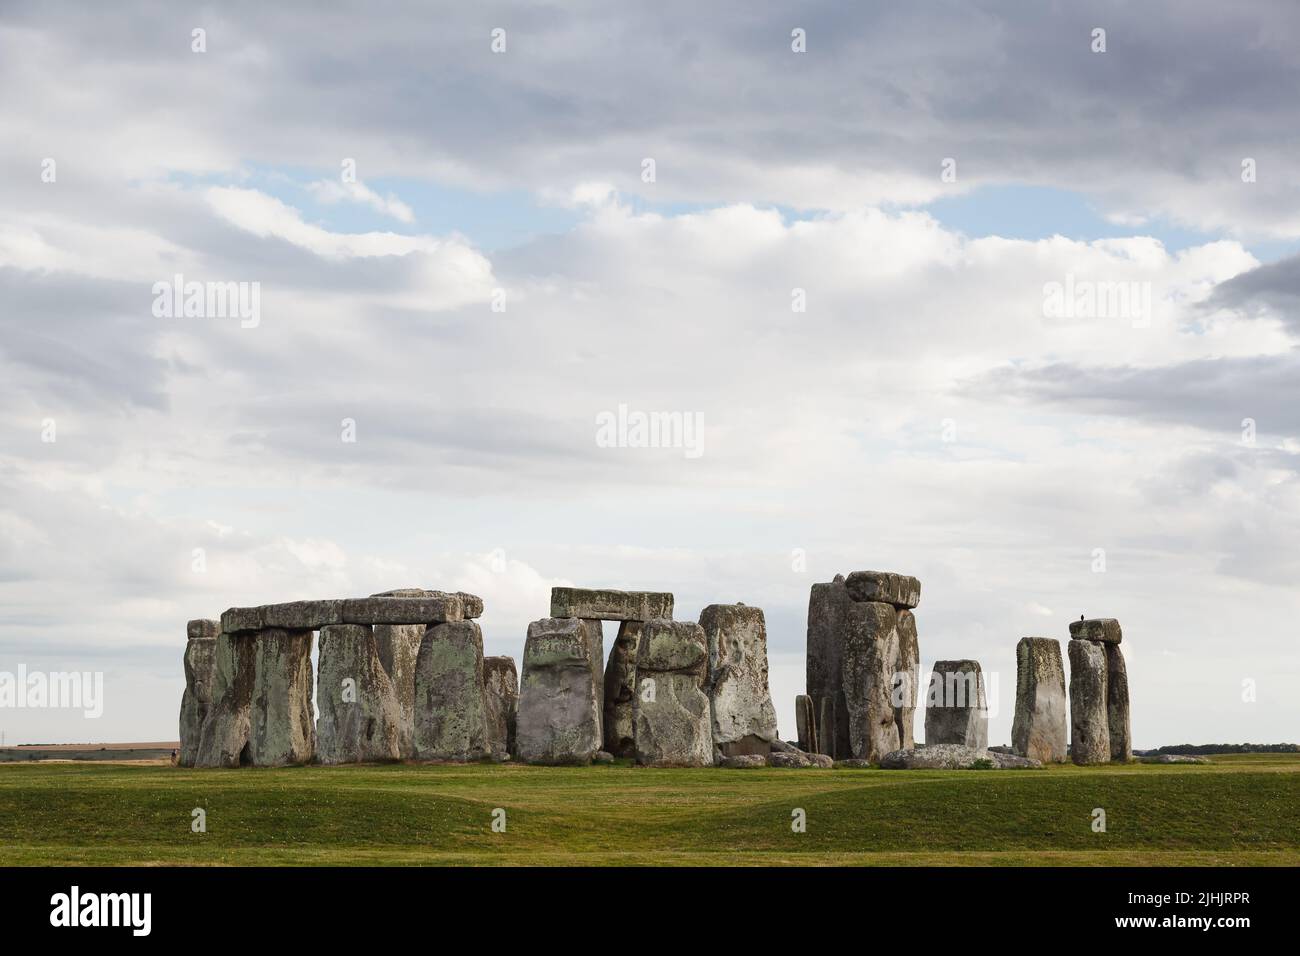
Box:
(2, 754, 1297, 866)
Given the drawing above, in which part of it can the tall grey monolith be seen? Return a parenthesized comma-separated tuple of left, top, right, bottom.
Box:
(924, 660, 988, 750)
(633, 620, 713, 767)
(1011, 637, 1067, 763)
(700, 603, 779, 758)
(516, 618, 604, 764)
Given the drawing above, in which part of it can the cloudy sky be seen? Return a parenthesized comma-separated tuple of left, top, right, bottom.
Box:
(2, 1, 1298, 748)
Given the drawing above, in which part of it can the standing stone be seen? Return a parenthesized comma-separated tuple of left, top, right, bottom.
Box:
(413, 621, 489, 761)
(895, 610, 920, 749)
(1068, 639, 1110, 765)
(700, 603, 779, 758)
(602, 621, 641, 757)
(248, 628, 316, 766)
(806, 576, 853, 758)
(924, 660, 989, 750)
(633, 620, 713, 767)
(179, 620, 218, 767)
(195, 630, 257, 768)
(315, 624, 403, 764)
(372, 624, 422, 757)
(516, 618, 604, 764)
(795, 694, 818, 755)
(1012, 637, 1067, 763)
(841, 601, 902, 763)
(483, 656, 519, 758)
(1105, 643, 1132, 762)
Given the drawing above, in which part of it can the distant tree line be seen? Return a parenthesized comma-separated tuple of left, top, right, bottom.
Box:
(1140, 743, 1299, 755)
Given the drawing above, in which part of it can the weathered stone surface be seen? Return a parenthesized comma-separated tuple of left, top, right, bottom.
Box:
(516, 618, 604, 764)
(248, 628, 316, 766)
(1105, 643, 1132, 762)
(700, 603, 779, 759)
(550, 587, 673, 622)
(195, 631, 256, 768)
(881, 745, 1042, 770)
(1140, 754, 1208, 764)
(767, 751, 811, 768)
(179, 622, 218, 767)
(844, 570, 922, 609)
(1012, 637, 1067, 764)
(483, 655, 519, 758)
(795, 694, 818, 754)
(806, 577, 852, 758)
(413, 621, 489, 761)
(198, 627, 316, 768)
(633, 620, 713, 767)
(841, 600, 902, 763)
(602, 621, 641, 757)
(372, 623, 423, 757)
(895, 609, 920, 749)
(220, 596, 464, 634)
(372, 588, 483, 619)
(186, 618, 220, 642)
(592, 750, 615, 764)
(342, 595, 464, 626)
(835, 758, 874, 769)
(806, 753, 834, 769)
(1069, 618, 1122, 644)
(1068, 639, 1110, 765)
(315, 624, 403, 764)
(720, 754, 768, 769)
(924, 660, 988, 750)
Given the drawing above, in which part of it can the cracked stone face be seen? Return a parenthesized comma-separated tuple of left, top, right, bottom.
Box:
(179, 621, 218, 768)
(316, 624, 404, 764)
(483, 655, 519, 758)
(1069, 638, 1110, 765)
(633, 620, 713, 767)
(1012, 637, 1067, 763)
(700, 604, 778, 759)
(413, 621, 489, 762)
(602, 621, 641, 758)
(516, 618, 604, 764)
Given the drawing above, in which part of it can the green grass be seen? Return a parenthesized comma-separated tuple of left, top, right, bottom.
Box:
(2, 754, 1297, 866)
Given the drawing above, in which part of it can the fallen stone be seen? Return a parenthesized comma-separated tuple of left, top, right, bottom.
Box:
(795, 694, 819, 754)
(516, 618, 604, 764)
(1105, 643, 1133, 762)
(1069, 618, 1122, 644)
(834, 758, 874, 769)
(592, 750, 615, 764)
(633, 620, 713, 767)
(841, 600, 902, 763)
(881, 744, 1042, 770)
(1068, 639, 1110, 765)
(1012, 637, 1068, 764)
(315, 624, 403, 764)
(179, 621, 218, 767)
(844, 570, 921, 609)
(924, 659, 989, 750)
(806, 753, 834, 769)
(550, 586, 673, 622)
(805, 578, 853, 758)
(413, 621, 489, 761)
(767, 751, 811, 768)
(720, 754, 768, 769)
(700, 603, 779, 759)
(1140, 754, 1209, 764)
(602, 621, 641, 757)
(483, 655, 519, 758)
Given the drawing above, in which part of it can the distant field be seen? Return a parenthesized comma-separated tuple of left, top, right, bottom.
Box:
(1, 754, 1297, 866)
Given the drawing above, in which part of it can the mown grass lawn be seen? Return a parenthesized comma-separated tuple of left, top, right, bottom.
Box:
(1, 754, 1296, 866)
